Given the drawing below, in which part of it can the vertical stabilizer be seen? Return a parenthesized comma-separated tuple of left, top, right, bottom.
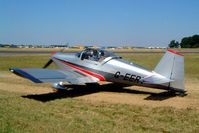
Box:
(154, 50, 185, 91)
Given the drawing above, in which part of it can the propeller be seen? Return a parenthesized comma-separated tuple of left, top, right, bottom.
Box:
(43, 48, 65, 68)
(43, 59, 53, 68)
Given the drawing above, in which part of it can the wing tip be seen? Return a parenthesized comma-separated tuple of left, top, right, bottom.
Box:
(9, 68, 42, 83)
(167, 49, 184, 56)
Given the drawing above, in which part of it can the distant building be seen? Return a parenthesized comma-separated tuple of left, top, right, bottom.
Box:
(70, 45, 85, 49)
(49, 45, 68, 48)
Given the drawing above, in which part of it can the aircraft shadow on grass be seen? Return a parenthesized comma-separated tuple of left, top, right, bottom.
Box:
(21, 83, 182, 102)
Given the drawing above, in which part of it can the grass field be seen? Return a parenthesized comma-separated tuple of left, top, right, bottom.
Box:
(0, 51, 199, 132)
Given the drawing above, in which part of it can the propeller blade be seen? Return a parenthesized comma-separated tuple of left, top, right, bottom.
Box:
(43, 59, 53, 68)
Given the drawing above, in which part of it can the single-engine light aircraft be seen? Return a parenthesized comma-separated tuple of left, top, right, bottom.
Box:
(10, 48, 185, 95)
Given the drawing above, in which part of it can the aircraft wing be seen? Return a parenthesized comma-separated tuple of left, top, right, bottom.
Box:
(9, 68, 98, 84)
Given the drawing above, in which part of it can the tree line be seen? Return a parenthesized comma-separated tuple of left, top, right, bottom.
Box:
(168, 34, 199, 48)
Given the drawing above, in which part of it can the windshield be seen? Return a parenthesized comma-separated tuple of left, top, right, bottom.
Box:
(77, 48, 117, 61)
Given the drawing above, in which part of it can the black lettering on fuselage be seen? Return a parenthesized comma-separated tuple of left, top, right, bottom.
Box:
(129, 74, 136, 82)
(124, 73, 130, 80)
(135, 76, 141, 83)
(114, 71, 141, 83)
(114, 71, 120, 78)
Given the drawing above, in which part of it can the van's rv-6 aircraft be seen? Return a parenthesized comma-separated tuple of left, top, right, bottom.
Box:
(10, 48, 186, 96)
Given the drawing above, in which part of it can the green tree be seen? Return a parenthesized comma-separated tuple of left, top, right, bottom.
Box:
(180, 35, 199, 48)
(168, 40, 180, 48)
(192, 35, 199, 48)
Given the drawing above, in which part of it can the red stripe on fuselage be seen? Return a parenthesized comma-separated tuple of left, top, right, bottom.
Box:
(56, 58, 105, 81)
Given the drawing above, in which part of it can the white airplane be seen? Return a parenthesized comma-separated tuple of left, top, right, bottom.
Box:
(10, 48, 185, 96)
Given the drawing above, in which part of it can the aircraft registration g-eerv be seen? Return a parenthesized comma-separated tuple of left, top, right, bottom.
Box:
(10, 48, 185, 95)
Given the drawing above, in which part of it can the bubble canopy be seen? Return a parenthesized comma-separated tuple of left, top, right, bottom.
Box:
(76, 48, 118, 61)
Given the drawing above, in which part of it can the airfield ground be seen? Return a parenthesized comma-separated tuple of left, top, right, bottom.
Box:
(0, 49, 199, 132)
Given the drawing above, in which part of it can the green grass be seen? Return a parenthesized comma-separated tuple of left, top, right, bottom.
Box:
(0, 53, 199, 132)
(0, 90, 199, 133)
(0, 55, 57, 70)
(120, 53, 162, 69)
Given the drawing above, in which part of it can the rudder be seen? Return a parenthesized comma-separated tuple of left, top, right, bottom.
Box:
(154, 49, 185, 92)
